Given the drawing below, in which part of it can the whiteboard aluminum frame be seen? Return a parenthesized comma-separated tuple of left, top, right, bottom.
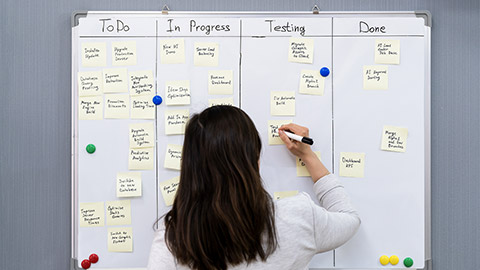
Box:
(71, 11, 431, 270)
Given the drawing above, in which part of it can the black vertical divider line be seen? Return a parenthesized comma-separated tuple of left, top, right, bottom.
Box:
(155, 19, 159, 229)
(331, 16, 336, 268)
(239, 19, 242, 108)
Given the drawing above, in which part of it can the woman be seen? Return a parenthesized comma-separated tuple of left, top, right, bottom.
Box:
(148, 105, 360, 270)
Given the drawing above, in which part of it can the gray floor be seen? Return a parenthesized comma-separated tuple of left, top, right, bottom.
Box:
(1, 0, 479, 269)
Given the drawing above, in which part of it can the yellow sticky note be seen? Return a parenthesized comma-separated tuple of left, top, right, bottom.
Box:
(297, 151, 321, 177)
(129, 70, 154, 96)
(268, 119, 292, 145)
(103, 68, 128, 93)
(164, 144, 182, 170)
(79, 96, 103, 120)
(339, 152, 365, 178)
(117, 172, 142, 197)
(112, 41, 137, 66)
(375, 40, 400, 65)
(165, 80, 191, 105)
(209, 97, 234, 107)
(271, 91, 295, 116)
(78, 71, 103, 96)
(165, 109, 189, 135)
(104, 94, 130, 119)
(208, 70, 233, 95)
(81, 42, 106, 67)
(299, 70, 324, 96)
(363, 65, 388, 90)
(129, 122, 154, 148)
(79, 202, 104, 227)
(107, 227, 133, 252)
(131, 95, 155, 119)
(194, 42, 219, 66)
(288, 38, 314, 64)
(106, 200, 132, 226)
(274, 191, 299, 200)
(128, 147, 154, 170)
(160, 38, 185, 64)
(381, 125, 408, 152)
(160, 176, 180, 206)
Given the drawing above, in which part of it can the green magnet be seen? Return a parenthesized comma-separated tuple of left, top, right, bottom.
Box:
(403, 257, 413, 268)
(86, 144, 96, 154)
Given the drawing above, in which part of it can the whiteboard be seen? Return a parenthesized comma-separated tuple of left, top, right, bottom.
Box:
(72, 11, 431, 270)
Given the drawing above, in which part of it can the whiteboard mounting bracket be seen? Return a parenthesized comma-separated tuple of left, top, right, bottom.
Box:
(312, 5, 320, 14)
(162, 5, 170, 15)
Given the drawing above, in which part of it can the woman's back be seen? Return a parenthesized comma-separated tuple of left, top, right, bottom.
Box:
(148, 174, 360, 270)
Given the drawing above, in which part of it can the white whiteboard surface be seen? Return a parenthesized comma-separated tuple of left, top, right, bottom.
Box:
(72, 11, 430, 270)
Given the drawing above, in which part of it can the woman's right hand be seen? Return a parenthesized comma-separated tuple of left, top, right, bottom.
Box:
(278, 123, 313, 159)
(278, 123, 330, 182)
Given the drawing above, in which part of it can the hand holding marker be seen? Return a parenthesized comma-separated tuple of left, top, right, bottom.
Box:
(283, 131, 314, 145)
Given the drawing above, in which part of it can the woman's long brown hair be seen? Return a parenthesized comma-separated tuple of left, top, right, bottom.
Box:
(164, 105, 277, 270)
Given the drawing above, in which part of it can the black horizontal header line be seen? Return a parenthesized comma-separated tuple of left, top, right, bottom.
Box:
(79, 34, 424, 38)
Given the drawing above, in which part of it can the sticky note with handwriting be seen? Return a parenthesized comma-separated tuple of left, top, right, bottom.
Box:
(79, 202, 104, 227)
(209, 97, 234, 107)
(81, 42, 106, 67)
(164, 144, 182, 170)
(165, 80, 191, 105)
(131, 95, 155, 119)
(104, 94, 129, 119)
(129, 122, 154, 148)
(107, 227, 133, 252)
(160, 38, 185, 64)
(274, 191, 299, 200)
(194, 42, 219, 66)
(129, 70, 154, 96)
(339, 152, 365, 178)
(160, 176, 180, 206)
(268, 119, 292, 145)
(128, 147, 154, 170)
(106, 200, 132, 226)
(375, 40, 400, 65)
(363, 65, 388, 90)
(288, 38, 314, 64)
(299, 70, 324, 96)
(381, 125, 408, 152)
(297, 151, 321, 177)
(117, 172, 142, 198)
(78, 71, 103, 97)
(79, 96, 103, 120)
(103, 68, 128, 93)
(271, 91, 295, 116)
(112, 41, 137, 66)
(165, 109, 189, 135)
(208, 70, 233, 95)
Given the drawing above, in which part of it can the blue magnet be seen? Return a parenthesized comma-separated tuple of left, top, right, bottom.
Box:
(320, 67, 330, 77)
(152, 95, 163, 105)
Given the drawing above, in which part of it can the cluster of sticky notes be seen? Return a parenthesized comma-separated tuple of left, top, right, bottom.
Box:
(128, 123, 154, 170)
(363, 39, 400, 90)
(81, 41, 137, 67)
(159, 176, 180, 206)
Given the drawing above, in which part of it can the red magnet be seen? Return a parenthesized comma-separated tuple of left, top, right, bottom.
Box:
(81, 259, 91, 269)
(89, 253, 99, 263)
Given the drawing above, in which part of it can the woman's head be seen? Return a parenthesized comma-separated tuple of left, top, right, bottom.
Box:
(164, 105, 277, 270)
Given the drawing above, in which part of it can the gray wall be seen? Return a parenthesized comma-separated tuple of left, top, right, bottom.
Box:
(0, 0, 478, 269)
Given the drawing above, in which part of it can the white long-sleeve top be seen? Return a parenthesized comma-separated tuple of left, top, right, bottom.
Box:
(147, 174, 360, 270)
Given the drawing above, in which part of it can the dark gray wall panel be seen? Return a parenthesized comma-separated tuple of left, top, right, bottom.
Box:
(1, 0, 478, 269)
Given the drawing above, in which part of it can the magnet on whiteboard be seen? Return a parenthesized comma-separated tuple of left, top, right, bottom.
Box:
(89, 253, 99, 263)
(86, 144, 96, 154)
(389, 255, 399, 265)
(403, 257, 414, 267)
(379, 255, 389, 265)
(81, 259, 91, 269)
(320, 67, 330, 77)
(153, 95, 163, 105)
